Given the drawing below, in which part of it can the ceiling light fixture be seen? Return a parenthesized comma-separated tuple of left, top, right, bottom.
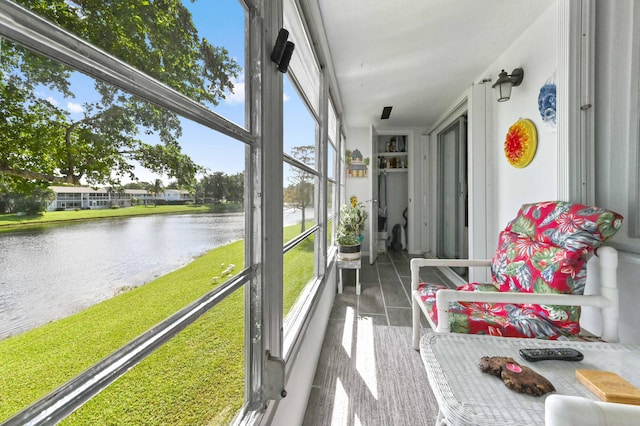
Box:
(491, 68, 524, 102)
(381, 106, 392, 119)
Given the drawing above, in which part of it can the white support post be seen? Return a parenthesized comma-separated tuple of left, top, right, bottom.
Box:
(411, 259, 422, 350)
(598, 246, 619, 342)
(412, 294, 421, 351)
(435, 293, 451, 333)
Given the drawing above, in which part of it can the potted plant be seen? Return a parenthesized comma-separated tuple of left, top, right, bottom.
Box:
(337, 195, 368, 259)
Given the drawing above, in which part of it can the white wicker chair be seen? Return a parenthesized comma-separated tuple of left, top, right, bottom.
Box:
(412, 246, 620, 350)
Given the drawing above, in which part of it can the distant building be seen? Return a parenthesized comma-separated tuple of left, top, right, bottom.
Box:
(47, 186, 194, 211)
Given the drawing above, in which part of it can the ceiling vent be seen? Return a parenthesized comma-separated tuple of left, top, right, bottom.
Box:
(381, 106, 392, 120)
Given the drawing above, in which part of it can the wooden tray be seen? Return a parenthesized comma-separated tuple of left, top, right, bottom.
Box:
(576, 370, 640, 405)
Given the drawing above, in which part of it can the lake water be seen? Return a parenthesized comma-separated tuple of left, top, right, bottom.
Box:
(0, 213, 246, 339)
(0, 209, 313, 340)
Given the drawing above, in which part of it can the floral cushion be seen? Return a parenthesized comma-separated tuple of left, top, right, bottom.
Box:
(417, 282, 581, 338)
(503, 201, 623, 253)
(491, 231, 588, 294)
(492, 201, 623, 294)
(417, 201, 623, 340)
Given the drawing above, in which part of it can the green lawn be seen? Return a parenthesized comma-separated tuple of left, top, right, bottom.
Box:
(0, 205, 220, 230)
(0, 220, 316, 425)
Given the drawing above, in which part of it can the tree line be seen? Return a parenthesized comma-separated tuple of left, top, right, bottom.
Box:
(2, 1, 318, 222)
(0, 171, 248, 214)
(1, 0, 239, 195)
(193, 172, 244, 205)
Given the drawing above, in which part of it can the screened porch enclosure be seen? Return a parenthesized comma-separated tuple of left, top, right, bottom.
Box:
(3, 0, 640, 425)
(0, 0, 338, 424)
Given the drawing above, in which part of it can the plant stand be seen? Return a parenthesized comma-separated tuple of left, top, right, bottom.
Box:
(337, 257, 361, 295)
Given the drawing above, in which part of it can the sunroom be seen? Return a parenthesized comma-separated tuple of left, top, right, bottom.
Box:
(1, 0, 640, 425)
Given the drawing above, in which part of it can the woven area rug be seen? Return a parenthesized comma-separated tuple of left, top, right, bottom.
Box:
(303, 321, 439, 425)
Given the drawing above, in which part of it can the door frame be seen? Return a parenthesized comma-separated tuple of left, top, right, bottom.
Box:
(425, 98, 468, 257)
(435, 115, 468, 263)
(369, 124, 379, 264)
(369, 127, 414, 263)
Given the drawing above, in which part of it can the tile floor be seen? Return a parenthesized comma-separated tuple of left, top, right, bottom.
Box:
(302, 250, 451, 424)
(330, 250, 448, 327)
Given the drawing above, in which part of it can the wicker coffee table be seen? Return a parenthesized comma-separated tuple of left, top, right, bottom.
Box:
(420, 332, 640, 426)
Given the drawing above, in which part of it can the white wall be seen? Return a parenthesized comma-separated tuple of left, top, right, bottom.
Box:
(483, 4, 559, 242)
(342, 127, 373, 254)
(422, 5, 559, 260)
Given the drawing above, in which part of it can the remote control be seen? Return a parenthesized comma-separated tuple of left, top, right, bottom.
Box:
(518, 348, 584, 362)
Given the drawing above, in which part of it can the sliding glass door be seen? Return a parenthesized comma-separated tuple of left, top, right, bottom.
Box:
(437, 116, 468, 275)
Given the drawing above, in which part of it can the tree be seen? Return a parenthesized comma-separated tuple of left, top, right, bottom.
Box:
(197, 171, 243, 205)
(106, 185, 127, 207)
(1, 0, 241, 191)
(123, 182, 144, 190)
(285, 146, 315, 233)
(208, 172, 227, 202)
(193, 180, 205, 204)
(0, 180, 55, 214)
(148, 179, 165, 206)
(166, 180, 180, 190)
(226, 172, 244, 204)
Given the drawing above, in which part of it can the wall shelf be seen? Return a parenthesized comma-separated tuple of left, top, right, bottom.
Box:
(378, 152, 408, 157)
(379, 168, 408, 173)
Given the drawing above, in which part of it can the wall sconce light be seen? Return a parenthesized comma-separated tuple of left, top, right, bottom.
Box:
(491, 68, 524, 102)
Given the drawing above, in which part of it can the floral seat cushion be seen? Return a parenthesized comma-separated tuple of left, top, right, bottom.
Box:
(418, 201, 623, 339)
(417, 282, 582, 338)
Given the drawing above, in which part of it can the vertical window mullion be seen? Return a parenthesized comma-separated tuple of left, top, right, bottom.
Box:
(316, 70, 328, 274)
(244, 0, 285, 413)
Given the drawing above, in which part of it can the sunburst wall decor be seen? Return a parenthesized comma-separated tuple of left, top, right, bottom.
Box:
(504, 118, 537, 168)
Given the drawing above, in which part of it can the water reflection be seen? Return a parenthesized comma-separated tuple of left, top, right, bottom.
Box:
(0, 213, 244, 340)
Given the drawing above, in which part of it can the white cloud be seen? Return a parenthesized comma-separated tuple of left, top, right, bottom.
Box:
(67, 102, 83, 114)
(224, 73, 245, 105)
(46, 96, 59, 106)
(222, 73, 290, 104)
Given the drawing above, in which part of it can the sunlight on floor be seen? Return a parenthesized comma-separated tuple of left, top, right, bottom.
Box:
(341, 306, 354, 357)
(331, 377, 364, 426)
(332, 309, 379, 424)
(356, 315, 378, 399)
(331, 377, 348, 425)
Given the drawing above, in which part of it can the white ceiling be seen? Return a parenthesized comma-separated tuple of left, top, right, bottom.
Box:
(316, 0, 554, 130)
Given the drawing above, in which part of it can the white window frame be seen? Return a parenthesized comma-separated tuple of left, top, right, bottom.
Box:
(0, 0, 344, 424)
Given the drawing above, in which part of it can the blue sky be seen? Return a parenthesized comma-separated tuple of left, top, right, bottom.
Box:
(39, 0, 315, 185)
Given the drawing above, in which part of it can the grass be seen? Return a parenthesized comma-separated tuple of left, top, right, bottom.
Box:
(284, 235, 316, 314)
(0, 217, 316, 424)
(0, 205, 226, 231)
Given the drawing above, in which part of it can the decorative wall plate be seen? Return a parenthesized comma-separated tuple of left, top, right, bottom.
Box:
(504, 118, 537, 168)
(538, 75, 557, 130)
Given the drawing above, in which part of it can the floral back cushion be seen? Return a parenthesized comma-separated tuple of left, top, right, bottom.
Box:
(491, 231, 587, 294)
(491, 201, 623, 295)
(504, 201, 623, 254)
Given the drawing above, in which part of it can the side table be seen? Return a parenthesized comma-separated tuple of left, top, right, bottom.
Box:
(419, 332, 640, 426)
(337, 257, 361, 295)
